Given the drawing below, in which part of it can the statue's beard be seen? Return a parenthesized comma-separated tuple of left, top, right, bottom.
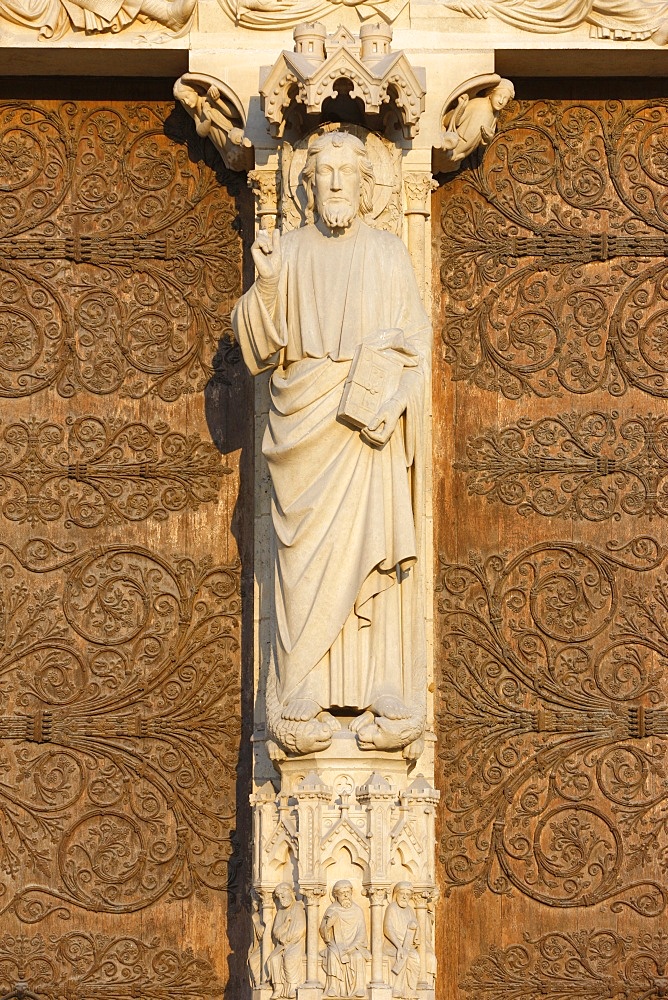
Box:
(319, 200, 356, 230)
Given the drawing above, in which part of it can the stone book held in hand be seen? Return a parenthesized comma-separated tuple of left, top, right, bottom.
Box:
(338, 343, 405, 430)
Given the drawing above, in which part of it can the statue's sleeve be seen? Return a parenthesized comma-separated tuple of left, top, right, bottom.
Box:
(231, 271, 288, 376)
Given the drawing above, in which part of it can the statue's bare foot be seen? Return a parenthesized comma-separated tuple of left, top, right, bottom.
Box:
(370, 695, 412, 720)
(282, 698, 322, 721)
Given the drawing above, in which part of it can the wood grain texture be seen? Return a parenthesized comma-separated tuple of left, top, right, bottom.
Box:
(433, 95, 668, 1000)
(0, 90, 252, 999)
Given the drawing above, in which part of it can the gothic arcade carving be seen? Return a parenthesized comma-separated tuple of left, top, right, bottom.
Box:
(259, 23, 426, 140)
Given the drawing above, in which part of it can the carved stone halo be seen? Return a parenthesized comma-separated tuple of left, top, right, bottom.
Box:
(282, 121, 402, 233)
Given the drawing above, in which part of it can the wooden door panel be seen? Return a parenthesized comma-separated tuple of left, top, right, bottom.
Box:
(0, 94, 249, 997)
(434, 97, 668, 999)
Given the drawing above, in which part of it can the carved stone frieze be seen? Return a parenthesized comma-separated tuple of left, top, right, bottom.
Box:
(0, 539, 241, 923)
(459, 411, 668, 521)
(0, 0, 194, 39)
(0, 100, 243, 401)
(437, 99, 668, 399)
(441, 0, 668, 44)
(259, 23, 426, 140)
(436, 535, 668, 916)
(219, 0, 408, 31)
(0, 416, 229, 527)
(461, 929, 668, 999)
(0, 931, 222, 999)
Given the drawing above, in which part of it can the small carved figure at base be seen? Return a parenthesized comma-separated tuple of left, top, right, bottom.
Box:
(320, 880, 370, 998)
(383, 883, 420, 1000)
(267, 883, 306, 999)
(440, 79, 515, 170)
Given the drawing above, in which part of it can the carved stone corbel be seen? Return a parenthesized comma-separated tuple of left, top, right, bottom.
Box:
(433, 73, 515, 174)
(173, 72, 254, 171)
(260, 21, 426, 140)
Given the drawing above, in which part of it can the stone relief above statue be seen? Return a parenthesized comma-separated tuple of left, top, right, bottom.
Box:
(0, 0, 193, 37)
(383, 883, 420, 1000)
(219, 0, 407, 32)
(436, 76, 515, 173)
(173, 74, 254, 172)
(231, 130, 431, 759)
(267, 883, 307, 1000)
(443, 0, 668, 41)
(320, 881, 370, 998)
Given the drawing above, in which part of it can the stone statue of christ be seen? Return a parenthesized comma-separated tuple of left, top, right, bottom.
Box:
(232, 131, 431, 756)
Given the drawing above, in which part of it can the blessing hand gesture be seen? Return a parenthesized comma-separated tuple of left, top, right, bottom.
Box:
(252, 228, 282, 282)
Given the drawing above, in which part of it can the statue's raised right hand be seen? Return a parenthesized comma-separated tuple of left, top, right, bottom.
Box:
(251, 227, 282, 282)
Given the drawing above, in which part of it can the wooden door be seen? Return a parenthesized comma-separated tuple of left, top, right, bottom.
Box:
(434, 92, 668, 998)
(0, 86, 251, 997)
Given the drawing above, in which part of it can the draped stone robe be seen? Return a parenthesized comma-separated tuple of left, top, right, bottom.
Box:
(232, 219, 431, 713)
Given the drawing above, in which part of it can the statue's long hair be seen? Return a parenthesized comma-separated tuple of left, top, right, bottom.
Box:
(302, 131, 375, 219)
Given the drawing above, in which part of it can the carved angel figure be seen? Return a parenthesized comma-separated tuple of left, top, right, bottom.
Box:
(440, 78, 515, 170)
(0, 0, 193, 37)
(173, 76, 253, 172)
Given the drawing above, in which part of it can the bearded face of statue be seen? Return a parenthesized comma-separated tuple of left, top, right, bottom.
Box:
(313, 143, 362, 231)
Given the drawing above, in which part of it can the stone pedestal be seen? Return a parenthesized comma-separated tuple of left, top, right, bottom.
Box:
(251, 729, 439, 998)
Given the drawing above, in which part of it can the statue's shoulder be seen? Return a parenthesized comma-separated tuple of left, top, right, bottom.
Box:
(363, 223, 409, 257)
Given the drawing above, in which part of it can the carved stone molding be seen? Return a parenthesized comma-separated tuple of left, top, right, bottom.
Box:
(174, 73, 254, 172)
(219, 0, 408, 31)
(437, 535, 668, 917)
(441, 0, 668, 44)
(0, 0, 195, 39)
(403, 172, 436, 218)
(259, 22, 426, 140)
(249, 168, 281, 231)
